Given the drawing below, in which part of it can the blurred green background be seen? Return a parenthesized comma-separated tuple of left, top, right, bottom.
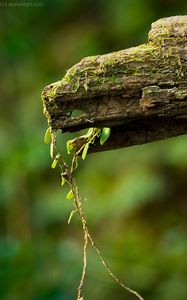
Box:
(1, 1, 187, 299)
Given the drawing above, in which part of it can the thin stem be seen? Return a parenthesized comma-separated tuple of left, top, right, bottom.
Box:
(71, 178, 144, 300)
(71, 179, 89, 300)
(87, 233, 144, 300)
(77, 222, 88, 300)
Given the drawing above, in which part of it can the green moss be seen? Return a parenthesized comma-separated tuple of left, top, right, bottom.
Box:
(43, 24, 186, 129)
(64, 66, 77, 83)
(44, 41, 184, 104)
(43, 80, 62, 101)
(51, 44, 163, 96)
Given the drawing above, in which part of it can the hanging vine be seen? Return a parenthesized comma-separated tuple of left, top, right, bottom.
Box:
(44, 126, 144, 300)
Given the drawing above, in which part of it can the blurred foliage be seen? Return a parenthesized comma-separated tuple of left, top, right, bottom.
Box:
(1, 1, 187, 299)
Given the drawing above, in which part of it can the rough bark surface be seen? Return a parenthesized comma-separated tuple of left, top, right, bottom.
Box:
(42, 15, 187, 153)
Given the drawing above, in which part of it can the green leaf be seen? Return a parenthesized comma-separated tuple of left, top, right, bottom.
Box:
(82, 143, 89, 160)
(51, 158, 58, 169)
(68, 209, 77, 224)
(66, 140, 73, 154)
(61, 176, 65, 187)
(66, 189, 74, 200)
(100, 127, 111, 145)
(85, 127, 94, 138)
(50, 142, 54, 158)
(44, 128, 51, 144)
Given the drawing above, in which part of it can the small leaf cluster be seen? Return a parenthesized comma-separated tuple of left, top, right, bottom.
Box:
(44, 126, 111, 223)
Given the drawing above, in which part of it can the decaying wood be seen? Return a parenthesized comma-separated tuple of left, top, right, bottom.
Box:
(42, 15, 187, 153)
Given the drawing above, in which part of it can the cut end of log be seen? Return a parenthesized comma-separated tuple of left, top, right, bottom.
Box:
(42, 15, 187, 154)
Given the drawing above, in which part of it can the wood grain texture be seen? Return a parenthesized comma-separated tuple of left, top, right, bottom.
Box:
(42, 15, 187, 153)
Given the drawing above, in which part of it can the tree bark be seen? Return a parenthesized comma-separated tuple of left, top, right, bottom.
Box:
(42, 15, 187, 153)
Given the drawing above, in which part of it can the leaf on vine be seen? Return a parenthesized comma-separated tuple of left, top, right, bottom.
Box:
(66, 189, 74, 200)
(50, 142, 54, 158)
(51, 158, 58, 169)
(100, 127, 111, 145)
(44, 127, 51, 144)
(84, 127, 94, 138)
(82, 143, 89, 160)
(61, 176, 65, 186)
(68, 209, 77, 224)
(66, 140, 73, 154)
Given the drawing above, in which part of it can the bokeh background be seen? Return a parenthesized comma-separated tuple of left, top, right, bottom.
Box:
(1, 1, 187, 299)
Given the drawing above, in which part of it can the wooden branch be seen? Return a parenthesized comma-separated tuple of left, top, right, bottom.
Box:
(42, 15, 187, 153)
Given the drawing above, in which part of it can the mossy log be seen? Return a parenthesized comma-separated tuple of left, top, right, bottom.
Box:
(42, 15, 187, 153)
